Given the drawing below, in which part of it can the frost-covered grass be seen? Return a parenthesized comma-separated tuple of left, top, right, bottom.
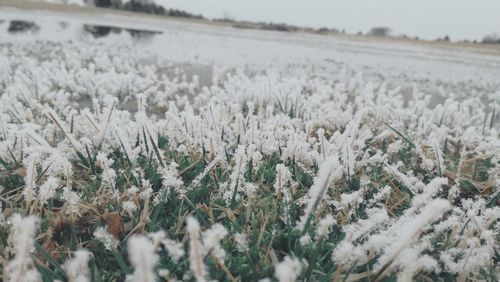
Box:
(0, 40, 499, 282)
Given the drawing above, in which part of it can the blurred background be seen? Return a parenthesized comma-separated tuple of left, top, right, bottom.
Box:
(1, 0, 500, 88)
(1, 0, 500, 43)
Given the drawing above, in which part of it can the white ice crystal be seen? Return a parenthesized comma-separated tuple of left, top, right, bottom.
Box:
(374, 199, 451, 273)
(298, 156, 343, 230)
(6, 215, 41, 282)
(317, 214, 336, 239)
(93, 227, 119, 251)
(187, 217, 207, 282)
(274, 256, 302, 282)
(126, 235, 159, 282)
(64, 250, 92, 282)
(202, 223, 229, 261)
(234, 233, 249, 252)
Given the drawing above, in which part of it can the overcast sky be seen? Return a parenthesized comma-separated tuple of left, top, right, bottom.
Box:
(156, 0, 500, 41)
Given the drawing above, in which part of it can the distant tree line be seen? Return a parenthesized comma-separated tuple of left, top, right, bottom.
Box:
(439, 34, 500, 45)
(215, 18, 341, 34)
(436, 35, 450, 42)
(481, 33, 500, 44)
(257, 22, 300, 32)
(91, 0, 204, 19)
(364, 26, 500, 46)
(87, 1, 500, 44)
(368, 27, 391, 37)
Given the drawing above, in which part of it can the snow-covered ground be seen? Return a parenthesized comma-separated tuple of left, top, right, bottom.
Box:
(39, 0, 86, 5)
(1, 7, 500, 83)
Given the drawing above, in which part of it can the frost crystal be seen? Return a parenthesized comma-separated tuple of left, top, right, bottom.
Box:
(64, 250, 92, 282)
(274, 256, 302, 282)
(126, 235, 159, 282)
(93, 227, 119, 251)
(187, 217, 207, 282)
(6, 215, 41, 282)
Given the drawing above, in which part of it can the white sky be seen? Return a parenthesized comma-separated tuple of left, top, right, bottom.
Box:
(156, 0, 500, 40)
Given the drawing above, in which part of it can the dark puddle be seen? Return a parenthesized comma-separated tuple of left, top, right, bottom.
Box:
(83, 24, 123, 38)
(2, 20, 162, 40)
(126, 28, 162, 39)
(83, 24, 163, 39)
(7, 20, 40, 34)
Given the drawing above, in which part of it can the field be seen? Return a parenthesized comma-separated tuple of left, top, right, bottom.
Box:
(0, 4, 500, 282)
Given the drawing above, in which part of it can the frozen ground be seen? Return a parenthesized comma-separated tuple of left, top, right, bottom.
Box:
(1, 7, 500, 82)
(2, 5, 500, 110)
(1, 4, 499, 282)
(1, 6, 500, 111)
